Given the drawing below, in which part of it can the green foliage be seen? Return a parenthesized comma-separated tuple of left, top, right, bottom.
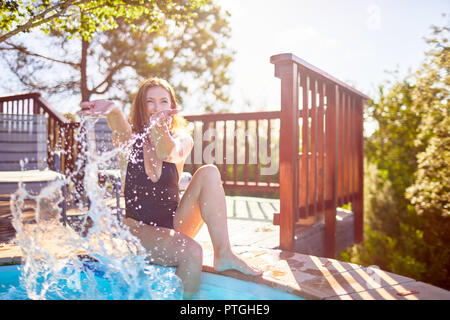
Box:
(405, 24, 450, 219)
(365, 79, 422, 209)
(362, 160, 399, 235)
(340, 22, 450, 290)
(99, 0, 234, 109)
(0, 0, 206, 43)
(341, 162, 442, 286)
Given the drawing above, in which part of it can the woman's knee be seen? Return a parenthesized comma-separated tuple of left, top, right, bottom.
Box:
(187, 239, 203, 264)
(174, 233, 203, 264)
(195, 164, 221, 182)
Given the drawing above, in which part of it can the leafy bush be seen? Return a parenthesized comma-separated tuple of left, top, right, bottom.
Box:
(340, 23, 449, 290)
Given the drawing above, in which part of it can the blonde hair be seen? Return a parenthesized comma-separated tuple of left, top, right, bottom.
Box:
(129, 77, 188, 134)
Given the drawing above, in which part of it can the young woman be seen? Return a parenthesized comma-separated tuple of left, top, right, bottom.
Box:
(78, 77, 262, 298)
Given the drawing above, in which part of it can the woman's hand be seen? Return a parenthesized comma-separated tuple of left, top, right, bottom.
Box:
(77, 100, 131, 146)
(149, 110, 179, 160)
(149, 109, 179, 140)
(149, 109, 178, 127)
(77, 100, 118, 117)
(150, 112, 171, 142)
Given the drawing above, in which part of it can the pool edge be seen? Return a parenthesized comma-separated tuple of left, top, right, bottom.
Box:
(201, 265, 317, 300)
(197, 244, 450, 300)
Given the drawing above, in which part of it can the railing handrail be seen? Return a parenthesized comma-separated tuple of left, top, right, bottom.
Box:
(270, 53, 370, 100)
(184, 110, 280, 121)
(0, 92, 41, 102)
(35, 96, 70, 124)
(0, 92, 70, 124)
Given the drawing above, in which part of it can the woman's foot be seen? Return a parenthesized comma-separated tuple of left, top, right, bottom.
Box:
(214, 249, 263, 276)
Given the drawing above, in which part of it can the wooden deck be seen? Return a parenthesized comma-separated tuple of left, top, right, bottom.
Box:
(0, 194, 281, 248)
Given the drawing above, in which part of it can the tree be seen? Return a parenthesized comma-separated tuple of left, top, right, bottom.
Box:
(363, 78, 422, 237)
(406, 24, 449, 219)
(0, 0, 205, 43)
(341, 21, 450, 290)
(0, 0, 233, 111)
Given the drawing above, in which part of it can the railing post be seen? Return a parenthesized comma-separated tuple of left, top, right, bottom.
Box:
(272, 58, 299, 251)
(353, 98, 364, 243)
(325, 83, 339, 258)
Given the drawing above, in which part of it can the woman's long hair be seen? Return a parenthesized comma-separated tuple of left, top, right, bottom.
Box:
(129, 77, 188, 135)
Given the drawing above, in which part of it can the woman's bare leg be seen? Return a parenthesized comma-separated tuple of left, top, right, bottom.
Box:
(124, 217, 203, 298)
(174, 164, 262, 276)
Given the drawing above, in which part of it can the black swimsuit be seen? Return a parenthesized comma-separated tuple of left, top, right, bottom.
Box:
(124, 137, 180, 229)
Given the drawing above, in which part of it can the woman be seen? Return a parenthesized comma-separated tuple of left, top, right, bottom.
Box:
(78, 77, 262, 298)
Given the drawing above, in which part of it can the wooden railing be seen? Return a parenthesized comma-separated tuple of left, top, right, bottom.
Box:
(271, 53, 368, 257)
(0, 92, 79, 175)
(184, 111, 280, 193)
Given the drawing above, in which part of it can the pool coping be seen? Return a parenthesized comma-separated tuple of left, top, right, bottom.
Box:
(196, 243, 450, 300)
(1, 241, 449, 300)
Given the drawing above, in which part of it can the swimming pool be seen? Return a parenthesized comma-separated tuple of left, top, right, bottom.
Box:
(0, 263, 303, 300)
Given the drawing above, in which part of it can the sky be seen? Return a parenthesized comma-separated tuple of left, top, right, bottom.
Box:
(214, 0, 449, 115)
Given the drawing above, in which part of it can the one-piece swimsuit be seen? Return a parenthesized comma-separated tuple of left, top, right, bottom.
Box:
(124, 137, 179, 229)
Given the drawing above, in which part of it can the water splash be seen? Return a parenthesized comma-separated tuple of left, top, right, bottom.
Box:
(8, 116, 183, 300)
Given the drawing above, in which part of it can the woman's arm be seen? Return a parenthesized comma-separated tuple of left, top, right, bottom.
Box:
(163, 131, 194, 163)
(150, 116, 193, 163)
(107, 106, 132, 147)
(79, 100, 132, 147)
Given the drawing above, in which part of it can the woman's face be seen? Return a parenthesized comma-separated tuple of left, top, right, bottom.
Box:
(145, 86, 172, 118)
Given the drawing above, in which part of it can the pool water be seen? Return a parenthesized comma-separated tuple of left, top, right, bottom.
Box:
(0, 264, 303, 300)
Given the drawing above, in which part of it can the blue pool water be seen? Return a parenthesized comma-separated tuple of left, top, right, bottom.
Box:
(0, 264, 303, 300)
